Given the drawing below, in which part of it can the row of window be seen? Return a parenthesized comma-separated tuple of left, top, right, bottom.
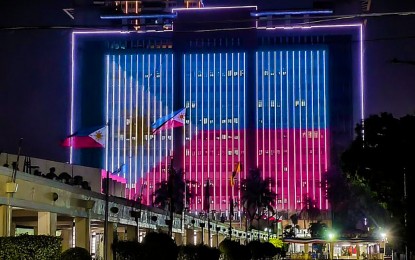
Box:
(185, 149, 241, 156)
(258, 100, 307, 108)
(184, 117, 240, 124)
(258, 148, 325, 156)
(188, 70, 245, 78)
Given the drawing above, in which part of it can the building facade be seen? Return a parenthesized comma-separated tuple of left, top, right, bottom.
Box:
(72, 6, 363, 218)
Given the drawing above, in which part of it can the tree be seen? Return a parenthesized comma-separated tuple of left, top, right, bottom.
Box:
(341, 113, 415, 252)
(153, 167, 191, 214)
(241, 168, 277, 232)
(308, 221, 327, 238)
(299, 196, 321, 228)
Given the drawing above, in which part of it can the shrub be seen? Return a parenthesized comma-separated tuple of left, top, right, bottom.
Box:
(113, 240, 144, 260)
(219, 239, 250, 260)
(61, 247, 91, 260)
(142, 232, 178, 260)
(0, 234, 62, 260)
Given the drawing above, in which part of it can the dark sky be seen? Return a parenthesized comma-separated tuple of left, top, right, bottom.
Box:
(0, 0, 414, 162)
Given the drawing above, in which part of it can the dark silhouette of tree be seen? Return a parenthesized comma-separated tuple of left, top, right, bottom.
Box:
(308, 221, 328, 238)
(299, 196, 321, 227)
(153, 167, 190, 214)
(241, 168, 276, 232)
(341, 113, 415, 252)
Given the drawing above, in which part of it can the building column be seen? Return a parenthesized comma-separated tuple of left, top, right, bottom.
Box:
(329, 242, 334, 260)
(196, 230, 203, 245)
(37, 212, 57, 236)
(204, 230, 211, 247)
(0, 205, 7, 237)
(126, 225, 137, 241)
(174, 232, 183, 246)
(75, 217, 90, 251)
(356, 244, 360, 260)
(185, 229, 194, 245)
(61, 229, 72, 252)
(105, 222, 115, 260)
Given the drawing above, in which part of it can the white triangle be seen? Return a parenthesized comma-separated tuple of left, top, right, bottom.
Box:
(89, 126, 107, 147)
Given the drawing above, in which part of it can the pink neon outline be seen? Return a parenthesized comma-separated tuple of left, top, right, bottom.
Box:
(172, 5, 257, 12)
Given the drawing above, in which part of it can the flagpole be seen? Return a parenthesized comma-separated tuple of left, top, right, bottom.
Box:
(104, 121, 110, 260)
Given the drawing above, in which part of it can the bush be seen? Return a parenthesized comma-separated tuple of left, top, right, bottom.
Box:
(178, 244, 220, 260)
(113, 240, 144, 260)
(142, 232, 178, 260)
(61, 247, 91, 260)
(0, 234, 62, 260)
(219, 239, 250, 260)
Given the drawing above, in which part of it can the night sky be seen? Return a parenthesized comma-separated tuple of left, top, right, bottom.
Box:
(0, 0, 414, 163)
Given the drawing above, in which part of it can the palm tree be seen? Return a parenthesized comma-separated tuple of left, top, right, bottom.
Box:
(153, 167, 191, 214)
(299, 196, 321, 229)
(241, 168, 277, 235)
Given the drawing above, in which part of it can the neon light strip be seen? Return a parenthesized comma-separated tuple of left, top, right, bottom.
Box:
(292, 51, 296, 209)
(172, 5, 257, 12)
(279, 51, 283, 209)
(255, 52, 259, 168)
(273, 51, 277, 209)
(323, 50, 328, 209)
(105, 55, 109, 172)
(225, 53, 228, 213)
(111, 56, 116, 172)
(286, 51, 290, 209)
(251, 10, 333, 17)
(129, 55, 133, 191)
(219, 53, 222, 212)
(316, 50, 322, 209)
(298, 51, 303, 209)
(100, 14, 177, 19)
(359, 24, 365, 128)
(183, 54, 186, 196)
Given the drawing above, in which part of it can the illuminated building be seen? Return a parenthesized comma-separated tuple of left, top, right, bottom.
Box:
(71, 6, 364, 217)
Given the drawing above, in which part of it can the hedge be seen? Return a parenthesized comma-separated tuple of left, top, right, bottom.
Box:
(0, 234, 62, 260)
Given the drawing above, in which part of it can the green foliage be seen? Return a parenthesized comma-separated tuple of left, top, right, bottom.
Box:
(308, 221, 328, 238)
(0, 234, 62, 260)
(341, 113, 415, 250)
(61, 247, 91, 260)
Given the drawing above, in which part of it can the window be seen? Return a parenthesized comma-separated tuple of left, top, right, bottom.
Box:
(295, 100, 299, 107)
(258, 100, 263, 108)
(227, 70, 232, 77)
(233, 118, 238, 124)
(264, 70, 269, 76)
(222, 119, 226, 124)
(185, 119, 190, 124)
(203, 118, 208, 124)
(301, 100, 306, 107)
(191, 102, 196, 108)
(283, 166, 288, 172)
(228, 151, 233, 156)
(209, 71, 214, 77)
(185, 149, 190, 156)
(258, 150, 263, 156)
(234, 150, 239, 155)
(270, 100, 275, 107)
(239, 70, 244, 76)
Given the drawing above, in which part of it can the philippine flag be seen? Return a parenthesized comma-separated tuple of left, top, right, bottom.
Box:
(62, 126, 107, 148)
(151, 108, 186, 134)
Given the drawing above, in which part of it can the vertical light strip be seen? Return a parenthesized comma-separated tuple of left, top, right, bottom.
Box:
(273, 51, 277, 209)
(298, 51, 303, 208)
(152, 54, 156, 193)
(183, 54, 186, 186)
(105, 55, 109, 172)
(285, 51, 290, 209)
(196, 54, 200, 210)
(359, 24, 365, 129)
(170, 53, 174, 171)
(279, 51, 284, 209)
(207, 53, 210, 190)
(292, 51, 297, 210)
(159, 54, 162, 183)
(190, 54, 193, 209)
(219, 53, 222, 212)
(323, 50, 328, 209)
(237, 52, 241, 210)
(117, 55, 121, 169)
(261, 52, 265, 180)
(231, 53, 235, 203)
(201, 53, 204, 211)
(129, 55, 133, 193)
(225, 53, 228, 213)
(123, 55, 127, 179)
(316, 50, 322, 209)
(70, 33, 75, 164)
(134, 57, 138, 191)
(305, 51, 309, 198)
(213, 53, 216, 210)
(111, 56, 116, 172)
(309, 51, 316, 201)
(243, 53, 247, 183)
(255, 52, 259, 167)
(146, 55, 150, 205)
(267, 51, 271, 191)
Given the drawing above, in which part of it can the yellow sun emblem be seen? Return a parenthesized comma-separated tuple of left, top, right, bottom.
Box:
(95, 131, 103, 140)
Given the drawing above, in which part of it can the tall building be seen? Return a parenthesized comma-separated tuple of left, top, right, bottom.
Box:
(71, 5, 364, 218)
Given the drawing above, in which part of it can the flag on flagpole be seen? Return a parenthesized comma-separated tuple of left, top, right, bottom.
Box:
(62, 125, 107, 148)
(230, 162, 241, 186)
(151, 108, 186, 134)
